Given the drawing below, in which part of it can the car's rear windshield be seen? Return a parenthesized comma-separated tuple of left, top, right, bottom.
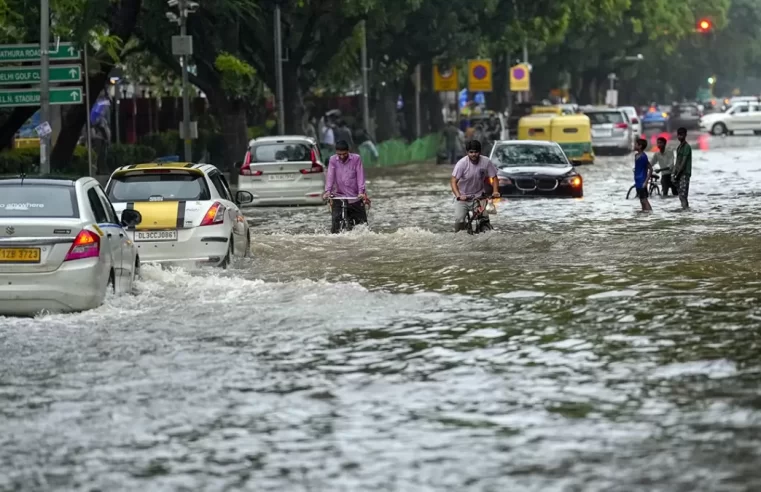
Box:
(0, 184, 78, 218)
(250, 142, 311, 162)
(584, 111, 625, 124)
(492, 145, 568, 166)
(107, 173, 211, 202)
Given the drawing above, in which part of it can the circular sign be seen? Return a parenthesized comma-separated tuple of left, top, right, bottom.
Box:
(513, 67, 525, 80)
(473, 65, 488, 80)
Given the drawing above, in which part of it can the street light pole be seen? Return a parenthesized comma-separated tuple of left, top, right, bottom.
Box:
(360, 20, 371, 138)
(274, 3, 285, 135)
(39, 0, 51, 173)
(180, 0, 192, 161)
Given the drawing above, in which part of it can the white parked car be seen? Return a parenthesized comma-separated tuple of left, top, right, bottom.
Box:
(0, 177, 142, 316)
(619, 106, 642, 140)
(238, 135, 325, 206)
(105, 162, 253, 268)
(699, 102, 761, 136)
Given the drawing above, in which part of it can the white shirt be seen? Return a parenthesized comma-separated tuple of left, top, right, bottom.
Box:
(321, 126, 335, 145)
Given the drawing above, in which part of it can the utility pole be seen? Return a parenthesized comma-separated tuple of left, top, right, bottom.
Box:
(274, 2, 285, 134)
(179, 0, 192, 161)
(39, 0, 51, 173)
(360, 20, 371, 138)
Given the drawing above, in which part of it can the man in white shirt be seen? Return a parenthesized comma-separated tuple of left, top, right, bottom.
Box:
(651, 136, 677, 196)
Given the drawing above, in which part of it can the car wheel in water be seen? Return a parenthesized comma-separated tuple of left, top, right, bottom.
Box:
(220, 237, 233, 269)
(108, 269, 116, 294)
(244, 230, 251, 258)
(711, 123, 727, 136)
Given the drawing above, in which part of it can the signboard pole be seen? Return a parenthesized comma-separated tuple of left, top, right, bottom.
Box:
(39, 0, 51, 173)
(414, 64, 421, 138)
(83, 50, 94, 176)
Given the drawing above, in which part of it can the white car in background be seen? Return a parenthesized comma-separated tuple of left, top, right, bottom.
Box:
(619, 106, 642, 140)
(106, 162, 253, 268)
(0, 177, 142, 315)
(238, 135, 325, 206)
(699, 102, 761, 135)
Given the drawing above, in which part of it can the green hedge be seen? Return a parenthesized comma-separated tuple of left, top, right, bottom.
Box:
(0, 146, 92, 176)
(359, 133, 440, 168)
(105, 144, 157, 171)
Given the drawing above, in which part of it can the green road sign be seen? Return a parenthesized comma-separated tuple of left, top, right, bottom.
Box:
(0, 43, 79, 63)
(0, 65, 82, 85)
(0, 87, 83, 107)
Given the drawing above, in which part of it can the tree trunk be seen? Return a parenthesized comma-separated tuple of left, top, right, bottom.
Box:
(282, 62, 304, 135)
(207, 91, 247, 186)
(50, 70, 109, 171)
(0, 107, 37, 150)
(420, 60, 443, 134)
(375, 83, 399, 142)
(401, 74, 416, 142)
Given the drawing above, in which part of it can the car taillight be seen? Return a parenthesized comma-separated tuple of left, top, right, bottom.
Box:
(200, 202, 226, 226)
(301, 149, 324, 174)
(64, 229, 100, 261)
(615, 123, 628, 129)
(239, 151, 263, 176)
(631, 118, 639, 124)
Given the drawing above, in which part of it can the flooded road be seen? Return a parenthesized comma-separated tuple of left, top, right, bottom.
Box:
(2, 134, 761, 491)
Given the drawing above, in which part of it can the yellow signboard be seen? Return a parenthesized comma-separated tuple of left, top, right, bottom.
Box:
(433, 65, 458, 92)
(14, 138, 39, 149)
(510, 64, 530, 92)
(468, 59, 492, 92)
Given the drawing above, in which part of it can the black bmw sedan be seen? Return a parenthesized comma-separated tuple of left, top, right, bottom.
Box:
(488, 140, 583, 198)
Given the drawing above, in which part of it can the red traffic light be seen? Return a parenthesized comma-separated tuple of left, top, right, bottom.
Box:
(697, 18, 712, 32)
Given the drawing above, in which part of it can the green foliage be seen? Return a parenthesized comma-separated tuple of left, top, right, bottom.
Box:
(214, 52, 256, 96)
(105, 144, 157, 171)
(0, 146, 91, 175)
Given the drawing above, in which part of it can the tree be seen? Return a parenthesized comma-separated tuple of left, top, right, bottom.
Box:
(50, 0, 144, 169)
(137, 0, 260, 185)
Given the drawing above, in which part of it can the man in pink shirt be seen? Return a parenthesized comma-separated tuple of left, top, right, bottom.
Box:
(323, 140, 368, 233)
(450, 140, 500, 232)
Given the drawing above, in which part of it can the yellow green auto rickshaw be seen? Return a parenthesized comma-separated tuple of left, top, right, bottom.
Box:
(550, 114, 594, 164)
(517, 114, 553, 141)
(518, 114, 594, 164)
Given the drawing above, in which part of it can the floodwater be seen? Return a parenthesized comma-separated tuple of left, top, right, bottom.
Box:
(2, 134, 761, 491)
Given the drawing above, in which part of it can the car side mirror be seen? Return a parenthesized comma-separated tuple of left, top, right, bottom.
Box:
(235, 190, 254, 205)
(120, 209, 142, 227)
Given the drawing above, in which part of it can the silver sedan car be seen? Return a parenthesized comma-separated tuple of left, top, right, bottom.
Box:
(583, 107, 634, 155)
(237, 135, 326, 206)
(0, 177, 142, 316)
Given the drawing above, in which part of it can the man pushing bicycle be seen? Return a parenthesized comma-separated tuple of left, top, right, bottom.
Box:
(450, 139, 500, 233)
(323, 140, 368, 233)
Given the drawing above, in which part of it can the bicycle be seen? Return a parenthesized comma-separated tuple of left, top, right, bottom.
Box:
(458, 193, 496, 234)
(626, 171, 661, 199)
(328, 195, 369, 232)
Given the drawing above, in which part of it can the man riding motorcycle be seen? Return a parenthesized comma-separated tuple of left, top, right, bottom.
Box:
(450, 139, 500, 233)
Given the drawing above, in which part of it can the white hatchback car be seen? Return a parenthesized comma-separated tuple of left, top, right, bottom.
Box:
(238, 135, 325, 206)
(0, 177, 142, 315)
(619, 106, 642, 140)
(105, 162, 253, 267)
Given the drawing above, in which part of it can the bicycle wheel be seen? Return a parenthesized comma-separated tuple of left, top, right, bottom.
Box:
(650, 184, 661, 197)
(626, 185, 636, 199)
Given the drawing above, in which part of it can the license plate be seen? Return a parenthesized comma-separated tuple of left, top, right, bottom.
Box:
(268, 174, 295, 181)
(134, 230, 178, 242)
(592, 129, 612, 137)
(0, 248, 41, 263)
